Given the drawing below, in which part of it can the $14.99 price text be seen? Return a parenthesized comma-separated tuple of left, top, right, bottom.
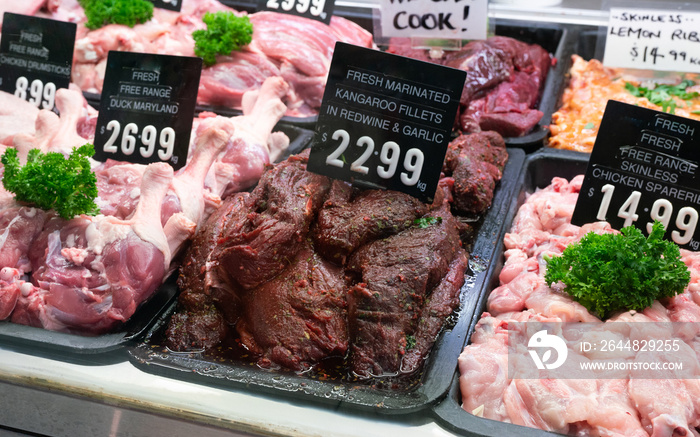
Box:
(595, 183, 699, 247)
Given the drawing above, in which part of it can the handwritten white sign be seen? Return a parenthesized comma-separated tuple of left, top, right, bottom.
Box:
(379, 0, 488, 40)
(604, 7, 700, 73)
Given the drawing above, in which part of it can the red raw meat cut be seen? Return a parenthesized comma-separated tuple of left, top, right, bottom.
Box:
(387, 36, 552, 137)
(12, 163, 180, 334)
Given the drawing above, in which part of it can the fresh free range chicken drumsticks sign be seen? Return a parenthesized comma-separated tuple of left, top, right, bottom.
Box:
(308, 42, 466, 203)
(0, 13, 76, 112)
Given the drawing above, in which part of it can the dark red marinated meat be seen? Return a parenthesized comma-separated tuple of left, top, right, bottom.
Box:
(165, 138, 508, 376)
(313, 181, 428, 264)
(211, 152, 331, 290)
(345, 206, 468, 378)
(165, 193, 252, 351)
(442, 131, 509, 216)
(237, 244, 348, 371)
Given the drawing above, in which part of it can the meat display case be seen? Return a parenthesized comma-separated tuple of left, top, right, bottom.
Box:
(0, 1, 658, 436)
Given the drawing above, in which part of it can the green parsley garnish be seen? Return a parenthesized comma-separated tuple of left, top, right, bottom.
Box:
(405, 335, 416, 350)
(1, 144, 100, 219)
(583, 122, 595, 130)
(192, 12, 253, 67)
(624, 80, 699, 114)
(79, 0, 154, 30)
(544, 221, 689, 319)
(414, 216, 442, 228)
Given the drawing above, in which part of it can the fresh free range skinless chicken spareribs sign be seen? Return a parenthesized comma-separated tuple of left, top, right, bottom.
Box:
(308, 42, 466, 203)
(572, 100, 700, 250)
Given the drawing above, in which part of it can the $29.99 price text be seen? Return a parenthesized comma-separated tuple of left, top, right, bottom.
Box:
(266, 0, 326, 18)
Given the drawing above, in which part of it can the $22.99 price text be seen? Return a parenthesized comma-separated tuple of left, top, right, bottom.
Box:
(100, 120, 177, 163)
(594, 183, 699, 248)
(323, 129, 426, 190)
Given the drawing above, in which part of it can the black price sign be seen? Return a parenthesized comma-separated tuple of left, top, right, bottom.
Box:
(93, 51, 202, 170)
(0, 13, 76, 111)
(148, 0, 182, 12)
(257, 0, 334, 24)
(307, 42, 465, 203)
(572, 100, 700, 250)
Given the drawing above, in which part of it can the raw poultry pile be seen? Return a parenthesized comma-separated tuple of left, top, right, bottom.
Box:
(0, 76, 291, 334)
(25, 0, 374, 118)
(459, 175, 700, 436)
(164, 131, 508, 378)
(549, 55, 700, 153)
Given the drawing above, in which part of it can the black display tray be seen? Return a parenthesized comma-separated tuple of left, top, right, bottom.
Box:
(431, 148, 592, 436)
(127, 148, 527, 415)
(494, 21, 576, 151)
(0, 125, 312, 357)
(0, 274, 178, 356)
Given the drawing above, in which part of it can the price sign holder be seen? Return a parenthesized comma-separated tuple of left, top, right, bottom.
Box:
(572, 100, 700, 250)
(307, 42, 465, 203)
(0, 13, 76, 111)
(149, 0, 182, 12)
(93, 51, 202, 170)
(599, 1, 700, 73)
(377, 0, 488, 41)
(256, 0, 335, 24)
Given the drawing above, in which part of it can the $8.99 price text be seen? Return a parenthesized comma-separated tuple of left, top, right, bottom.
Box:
(101, 120, 176, 162)
(323, 129, 426, 190)
(15, 77, 56, 110)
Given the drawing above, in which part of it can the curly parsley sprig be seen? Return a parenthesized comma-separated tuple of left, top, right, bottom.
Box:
(544, 221, 690, 319)
(193, 12, 253, 67)
(79, 0, 154, 30)
(1, 144, 100, 220)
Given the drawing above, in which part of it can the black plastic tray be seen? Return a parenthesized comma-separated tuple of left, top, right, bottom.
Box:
(0, 125, 313, 357)
(127, 148, 526, 415)
(493, 21, 576, 151)
(431, 148, 592, 436)
(0, 274, 178, 356)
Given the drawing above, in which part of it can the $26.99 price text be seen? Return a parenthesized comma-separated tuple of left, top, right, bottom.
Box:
(101, 120, 177, 163)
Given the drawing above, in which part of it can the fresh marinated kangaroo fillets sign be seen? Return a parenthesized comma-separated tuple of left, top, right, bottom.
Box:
(308, 42, 465, 203)
(0, 13, 76, 112)
(93, 51, 202, 170)
(573, 100, 700, 250)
